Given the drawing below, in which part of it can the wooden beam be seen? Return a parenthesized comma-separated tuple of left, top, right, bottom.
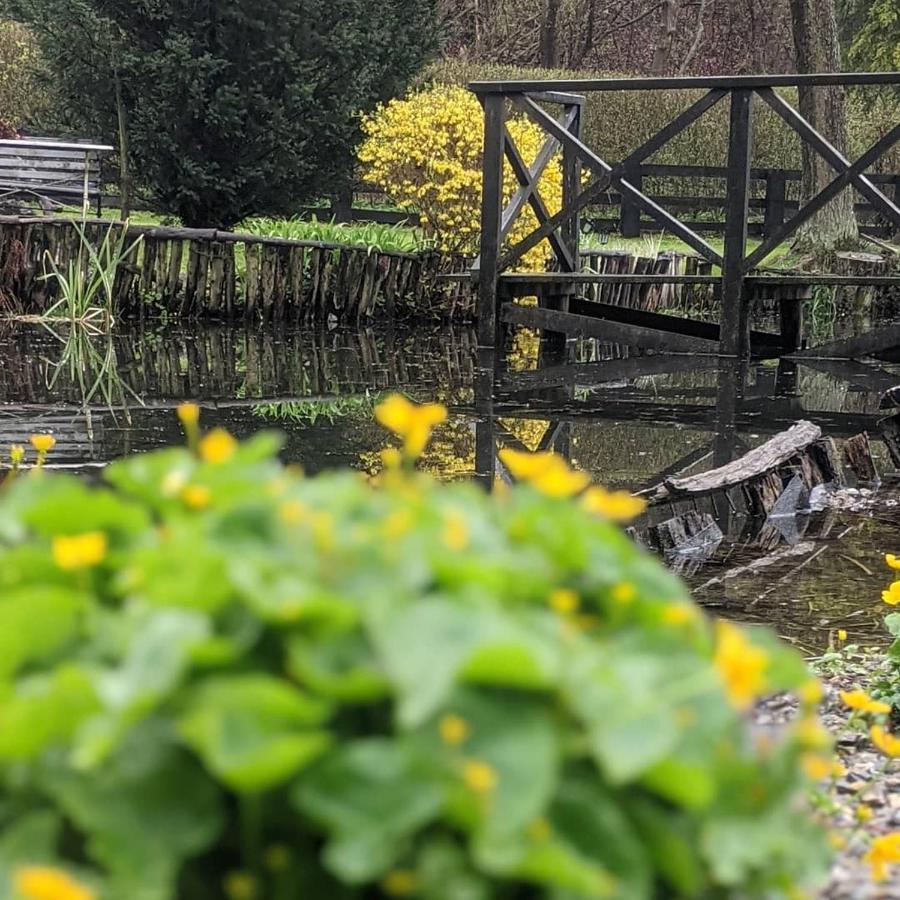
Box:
(755, 89, 900, 229)
(720, 89, 754, 357)
(567, 297, 781, 352)
(497, 89, 727, 270)
(476, 95, 506, 348)
(499, 302, 721, 352)
(469, 72, 900, 93)
(514, 95, 724, 266)
(788, 324, 900, 360)
(745, 121, 900, 268)
(502, 127, 575, 270)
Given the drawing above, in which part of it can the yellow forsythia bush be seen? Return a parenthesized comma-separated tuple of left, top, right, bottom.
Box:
(359, 85, 563, 270)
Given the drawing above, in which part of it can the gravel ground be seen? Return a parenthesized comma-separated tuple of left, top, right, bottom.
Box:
(754, 652, 900, 899)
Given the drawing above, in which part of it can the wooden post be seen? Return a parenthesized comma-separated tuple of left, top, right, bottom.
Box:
(476, 94, 506, 349)
(620, 162, 643, 238)
(779, 291, 804, 353)
(720, 90, 755, 358)
(763, 169, 787, 239)
(561, 101, 583, 271)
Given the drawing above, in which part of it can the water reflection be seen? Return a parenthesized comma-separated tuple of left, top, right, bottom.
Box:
(1, 320, 898, 651)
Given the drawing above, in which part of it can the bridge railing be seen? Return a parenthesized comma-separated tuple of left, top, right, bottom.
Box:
(471, 73, 900, 355)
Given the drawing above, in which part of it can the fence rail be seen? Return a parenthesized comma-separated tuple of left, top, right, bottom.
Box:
(581, 164, 900, 240)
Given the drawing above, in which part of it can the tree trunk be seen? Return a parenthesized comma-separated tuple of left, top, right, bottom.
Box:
(789, 0, 859, 252)
(540, 0, 561, 68)
(113, 65, 131, 221)
(651, 0, 679, 75)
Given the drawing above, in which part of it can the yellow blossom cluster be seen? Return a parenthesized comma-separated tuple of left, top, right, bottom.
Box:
(359, 85, 564, 271)
(14, 866, 95, 900)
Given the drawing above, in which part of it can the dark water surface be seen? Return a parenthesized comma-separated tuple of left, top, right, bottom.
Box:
(2, 320, 899, 653)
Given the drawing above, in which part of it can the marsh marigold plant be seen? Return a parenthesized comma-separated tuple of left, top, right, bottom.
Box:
(359, 85, 564, 270)
(0, 398, 830, 899)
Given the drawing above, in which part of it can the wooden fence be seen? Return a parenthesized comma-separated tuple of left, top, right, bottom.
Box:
(0, 217, 467, 322)
(582, 163, 900, 240)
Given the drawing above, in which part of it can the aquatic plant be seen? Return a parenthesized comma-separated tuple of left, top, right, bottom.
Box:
(0, 399, 832, 899)
(35, 222, 142, 332)
(252, 394, 380, 427)
(241, 217, 428, 255)
(359, 84, 564, 270)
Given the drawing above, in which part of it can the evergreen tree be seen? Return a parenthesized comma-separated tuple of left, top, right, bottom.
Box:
(5, 0, 437, 227)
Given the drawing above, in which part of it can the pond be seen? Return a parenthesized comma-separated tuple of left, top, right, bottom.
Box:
(1, 319, 898, 654)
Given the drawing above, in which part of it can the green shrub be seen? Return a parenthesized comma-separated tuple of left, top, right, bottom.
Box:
(0, 401, 832, 900)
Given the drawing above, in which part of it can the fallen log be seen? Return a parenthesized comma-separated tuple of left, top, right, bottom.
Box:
(843, 432, 879, 482)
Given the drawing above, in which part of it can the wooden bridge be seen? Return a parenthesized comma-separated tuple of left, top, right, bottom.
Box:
(467, 72, 900, 360)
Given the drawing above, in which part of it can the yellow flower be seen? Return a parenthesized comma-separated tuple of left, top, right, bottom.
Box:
(200, 428, 238, 464)
(713, 620, 768, 710)
(223, 871, 257, 900)
(381, 870, 418, 896)
(498, 449, 590, 498)
(14, 866, 95, 900)
(886, 554, 900, 571)
(581, 486, 647, 523)
(264, 845, 290, 872)
(182, 485, 212, 510)
(662, 604, 697, 626)
(857, 804, 874, 823)
(871, 725, 900, 757)
(375, 394, 447, 458)
(440, 713, 470, 747)
(528, 817, 552, 843)
(462, 759, 498, 794)
(611, 582, 636, 604)
(383, 508, 413, 539)
(549, 588, 579, 615)
(177, 402, 200, 428)
(800, 753, 835, 781)
(798, 679, 824, 707)
(837, 628, 847, 642)
(380, 447, 403, 470)
(279, 500, 309, 525)
(30, 434, 56, 454)
(883, 581, 900, 605)
(794, 714, 832, 751)
(865, 833, 900, 882)
(442, 511, 469, 551)
(9, 444, 25, 465)
(840, 690, 891, 715)
(52, 532, 108, 571)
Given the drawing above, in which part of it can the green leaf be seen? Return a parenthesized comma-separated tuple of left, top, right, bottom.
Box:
(0, 811, 63, 897)
(6, 475, 150, 539)
(73, 610, 210, 769)
(886, 613, 900, 639)
(41, 728, 223, 900)
(118, 534, 233, 612)
(178, 674, 332, 792)
(444, 689, 558, 841)
(416, 839, 491, 900)
(0, 586, 87, 681)
(293, 738, 444, 883)
(371, 597, 485, 727)
(0, 667, 99, 759)
(564, 640, 685, 783)
(287, 631, 389, 702)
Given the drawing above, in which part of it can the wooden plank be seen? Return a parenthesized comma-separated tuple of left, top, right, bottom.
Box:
(567, 297, 781, 350)
(499, 301, 720, 352)
(663, 420, 822, 498)
(469, 73, 900, 93)
(789, 324, 900, 360)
